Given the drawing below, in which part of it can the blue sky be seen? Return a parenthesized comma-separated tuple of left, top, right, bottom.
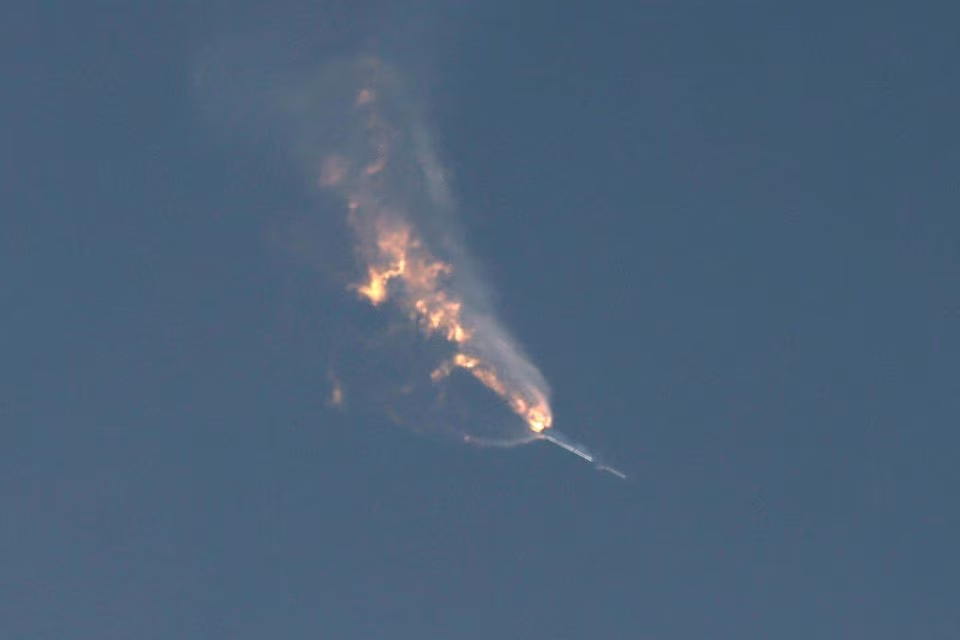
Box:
(4, 2, 959, 638)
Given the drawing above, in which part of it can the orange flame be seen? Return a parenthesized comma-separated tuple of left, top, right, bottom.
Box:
(316, 77, 552, 435)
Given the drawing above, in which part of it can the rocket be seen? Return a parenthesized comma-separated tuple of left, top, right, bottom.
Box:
(539, 430, 627, 480)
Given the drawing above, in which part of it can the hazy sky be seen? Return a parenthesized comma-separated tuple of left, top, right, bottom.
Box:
(4, 2, 959, 638)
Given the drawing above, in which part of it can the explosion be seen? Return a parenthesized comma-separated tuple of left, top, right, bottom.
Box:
(316, 68, 552, 436)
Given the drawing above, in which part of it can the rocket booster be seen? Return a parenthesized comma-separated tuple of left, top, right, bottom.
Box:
(539, 430, 627, 480)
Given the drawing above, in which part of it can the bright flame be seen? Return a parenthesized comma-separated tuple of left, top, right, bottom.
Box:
(317, 72, 553, 437)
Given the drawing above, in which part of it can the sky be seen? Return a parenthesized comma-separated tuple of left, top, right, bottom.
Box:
(3, 1, 959, 638)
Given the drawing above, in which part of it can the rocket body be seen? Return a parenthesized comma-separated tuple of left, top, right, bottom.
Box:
(541, 430, 595, 462)
(539, 430, 627, 479)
